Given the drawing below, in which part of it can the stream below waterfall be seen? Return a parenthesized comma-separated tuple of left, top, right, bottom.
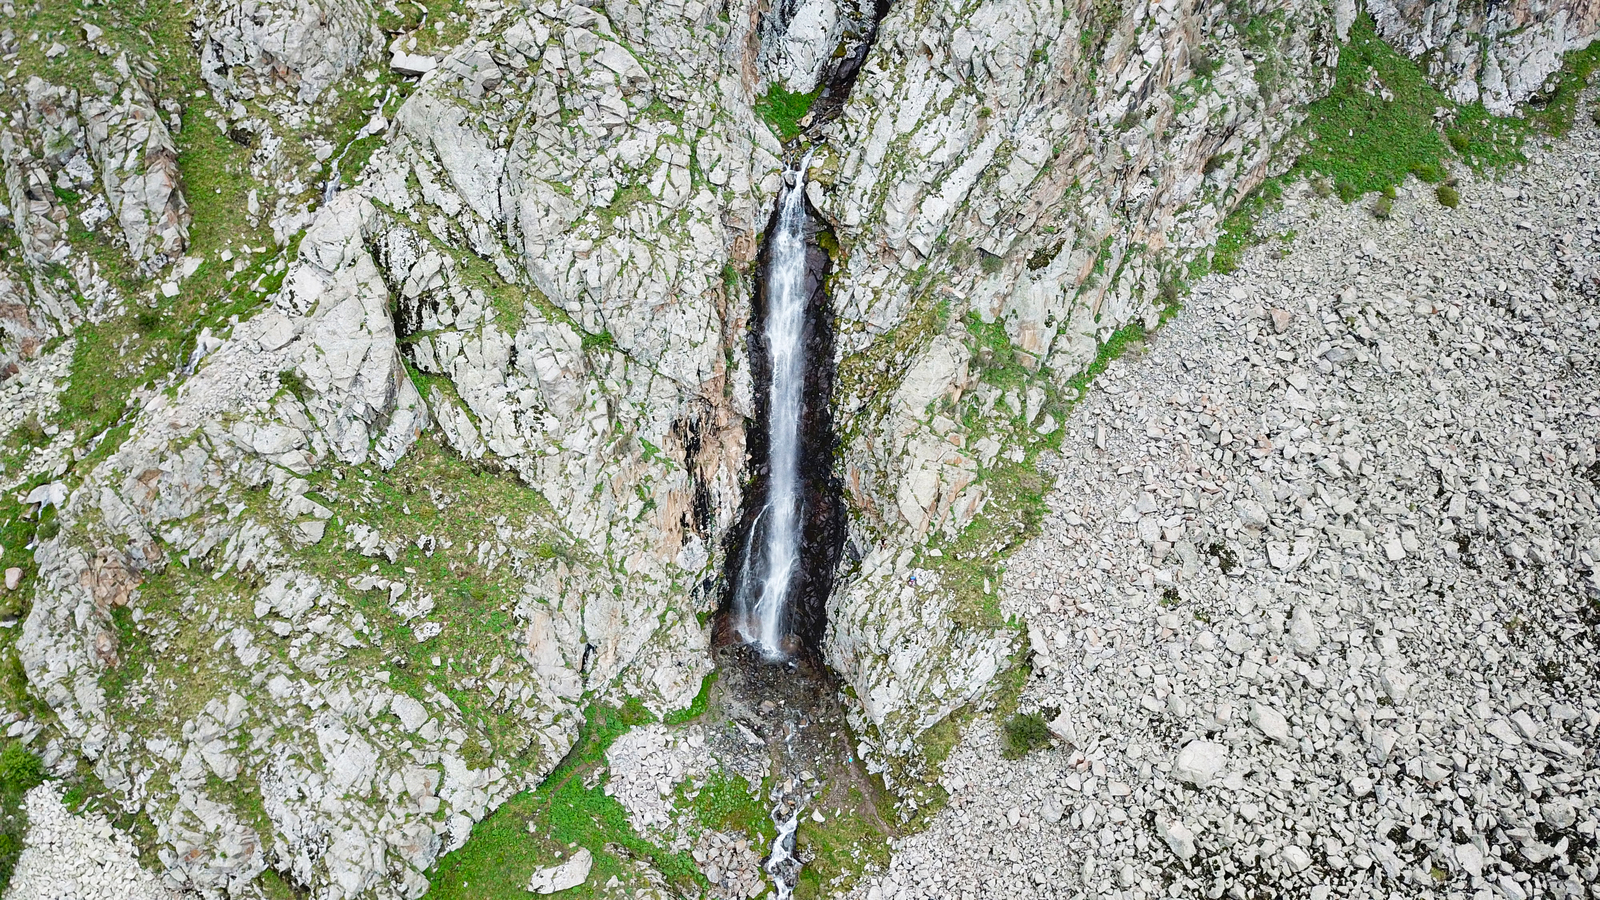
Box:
(322, 85, 395, 204)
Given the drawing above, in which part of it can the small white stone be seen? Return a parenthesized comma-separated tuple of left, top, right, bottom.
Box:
(1249, 703, 1292, 745)
(1156, 818, 1197, 862)
(1287, 606, 1320, 656)
(1280, 845, 1311, 873)
(526, 848, 592, 894)
(1173, 740, 1227, 787)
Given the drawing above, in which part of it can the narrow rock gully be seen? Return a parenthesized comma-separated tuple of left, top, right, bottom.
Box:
(707, 2, 897, 897)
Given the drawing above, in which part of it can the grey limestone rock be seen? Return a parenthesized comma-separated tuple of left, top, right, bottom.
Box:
(196, 0, 381, 103)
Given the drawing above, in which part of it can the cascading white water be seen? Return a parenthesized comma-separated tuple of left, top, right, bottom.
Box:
(736, 152, 815, 659)
(764, 806, 802, 900)
(323, 85, 396, 203)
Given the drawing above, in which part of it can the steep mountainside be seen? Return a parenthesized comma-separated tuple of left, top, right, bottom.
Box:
(0, 0, 1594, 897)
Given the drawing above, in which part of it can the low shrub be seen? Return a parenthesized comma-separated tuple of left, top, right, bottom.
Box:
(1001, 713, 1052, 759)
(0, 744, 42, 793)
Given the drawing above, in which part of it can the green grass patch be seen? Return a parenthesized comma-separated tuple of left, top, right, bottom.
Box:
(756, 85, 821, 142)
(338, 134, 385, 188)
(927, 461, 1045, 629)
(427, 701, 703, 900)
(253, 869, 306, 900)
(965, 314, 1034, 394)
(0, 741, 46, 891)
(1296, 12, 1527, 200)
(986, 657, 1031, 724)
(1062, 318, 1149, 400)
(1297, 14, 1465, 198)
(98, 564, 264, 724)
(595, 183, 652, 235)
(686, 768, 773, 844)
(662, 670, 716, 726)
(1195, 178, 1284, 277)
(377, 0, 471, 55)
(917, 706, 969, 776)
(579, 329, 615, 355)
(792, 799, 892, 900)
(1524, 41, 1600, 136)
(0, 412, 49, 472)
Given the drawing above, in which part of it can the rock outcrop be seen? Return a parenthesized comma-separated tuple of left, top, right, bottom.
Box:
(0, 58, 190, 375)
(80, 58, 192, 268)
(1369, 0, 1600, 114)
(0, 263, 61, 379)
(277, 192, 427, 468)
(197, 0, 383, 103)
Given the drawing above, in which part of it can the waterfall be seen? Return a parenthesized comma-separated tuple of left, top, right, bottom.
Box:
(734, 152, 816, 659)
(714, 5, 894, 897)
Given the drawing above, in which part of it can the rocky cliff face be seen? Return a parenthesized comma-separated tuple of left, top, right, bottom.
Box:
(1368, 0, 1600, 114)
(6, 0, 782, 894)
(0, 0, 1596, 896)
(198, 0, 383, 104)
(0, 54, 190, 376)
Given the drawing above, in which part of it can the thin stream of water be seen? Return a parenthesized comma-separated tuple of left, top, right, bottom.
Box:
(765, 806, 802, 900)
(322, 85, 396, 203)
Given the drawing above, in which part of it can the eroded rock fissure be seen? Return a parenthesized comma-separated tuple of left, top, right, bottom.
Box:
(718, 0, 892, 663)
(805, 0, 893, 129)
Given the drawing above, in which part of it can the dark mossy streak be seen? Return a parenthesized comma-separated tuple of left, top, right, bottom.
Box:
(805, 0, 895, 132)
